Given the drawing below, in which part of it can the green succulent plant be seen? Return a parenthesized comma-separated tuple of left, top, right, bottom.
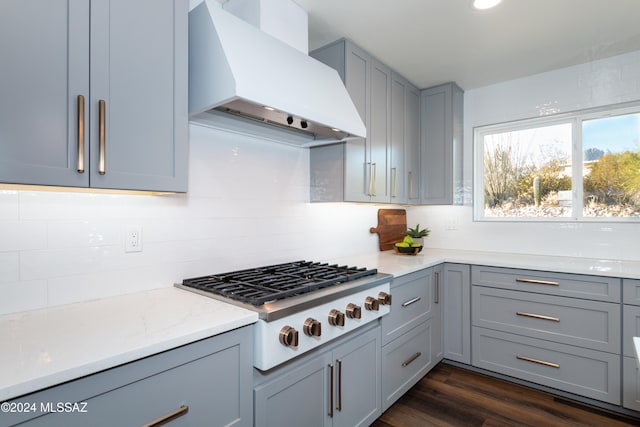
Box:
(406, 224, 430, 238)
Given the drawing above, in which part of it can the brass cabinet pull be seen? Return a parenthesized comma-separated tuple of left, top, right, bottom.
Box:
(408, 171, 414, 199)
(516, 311, 560, 322)
(76, 95, 85, 173)
(401, 296, 421, 307)
(371, 163, 377, 196)
(434, 271, 440, 304)
(142, 405, 189, 427)
(328, 363, 334, 417)
(337, 359, 342, 411)
(402, 352, 422, 367)
(516, 355, 560, 369)
(367, 162, 373, 196)
(516, 278, 559, 286)
(391, 167, 397, 198)
(98, 99, 106, 175)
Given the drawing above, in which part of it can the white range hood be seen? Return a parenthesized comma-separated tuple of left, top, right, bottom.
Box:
(188, 2, 366, 145)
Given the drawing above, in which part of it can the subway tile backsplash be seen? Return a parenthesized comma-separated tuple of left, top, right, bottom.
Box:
(2, 50, 640, 315)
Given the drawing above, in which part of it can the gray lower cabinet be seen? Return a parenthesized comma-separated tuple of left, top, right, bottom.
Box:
(471, 265, 622, 405)
(443, 263, 471, 364)
(380, 267, 442, 411)
(2, 326, 253, 427)
(0, 0, 188, 192)
(254, 322, 381, 427)
(432, 264, 444, 363)
(420, 82, 463, 205)
(472, 327, 621, 404)
(472, 286, 620, 353)
(623, 357, 640, 411)
(623, 281, 640, 411)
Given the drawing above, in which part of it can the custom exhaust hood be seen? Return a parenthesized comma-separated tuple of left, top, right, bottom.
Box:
(188, 2, 366, 146)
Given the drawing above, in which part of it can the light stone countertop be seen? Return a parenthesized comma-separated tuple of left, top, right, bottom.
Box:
(326, 248, 640, 280)
(4, 247, 640, 403)
(0, 287, 258, 402)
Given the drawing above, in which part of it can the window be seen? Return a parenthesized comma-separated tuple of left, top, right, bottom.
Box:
(474, 103, 640, 221)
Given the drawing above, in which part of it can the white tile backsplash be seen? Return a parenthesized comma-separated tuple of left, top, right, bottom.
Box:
(3, 50, 640, 315)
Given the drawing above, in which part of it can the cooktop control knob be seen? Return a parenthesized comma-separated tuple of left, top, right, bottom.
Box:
(365, 296, 380, 311)
(328, 309, 345, 327)
(303, 318, 322, 337)
(279, 326, 299, 347)
(346, 303, 362, 319)
(378, 291, 392, 306)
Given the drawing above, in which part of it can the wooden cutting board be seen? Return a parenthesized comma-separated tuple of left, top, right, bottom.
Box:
(369, 209, 407, 251)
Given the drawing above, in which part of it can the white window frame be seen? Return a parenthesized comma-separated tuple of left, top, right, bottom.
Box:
(474, 101, 640, 222)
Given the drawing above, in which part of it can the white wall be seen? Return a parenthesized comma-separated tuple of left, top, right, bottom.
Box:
(409, 50, 640, 261)
(0, 123, 383, 315)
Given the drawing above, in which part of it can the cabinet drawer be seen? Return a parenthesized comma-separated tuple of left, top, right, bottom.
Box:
(623, 304, 640, 357)
(382, 320, 433, 411)
(624, 279, 640, 306)
(382, 269, 430, 346)
(472, 286, 620, 353)
(623, 356, 640, 411)
(472, 265, 620, 302)
(472, 327, 620, 404)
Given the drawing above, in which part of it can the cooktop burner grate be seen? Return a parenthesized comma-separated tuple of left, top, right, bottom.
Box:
(181, 260, 378, 306)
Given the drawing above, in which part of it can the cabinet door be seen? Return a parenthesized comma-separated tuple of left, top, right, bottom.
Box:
(89, 0, 187, 192)
(254, 352, 331, 427)
(420, 82, 463, 205)
(343, 42, 371, 202)
(332, 325, 381, 427)
(623, 356, 640, 411)
(0, 0, 89, 187)
(443, 264, 471, 364)
(405, 83, 421, 204)
(431, 264, 444, 362)
(390, 73, 407, 203)
(368, 59, 391, 203)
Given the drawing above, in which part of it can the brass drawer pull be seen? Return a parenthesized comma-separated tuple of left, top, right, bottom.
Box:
(401, 296, 421, 307)
(337, 359, 342, 411)
(76, 95, 85, 173)
(434, 271, 440, 304)
(142, 405, 189, 427)
(328, 363, 334, 417)
(516, 278, 559, 286)
(516, 355, 560, 369)
(402, 352, 422, 367)
(98, 99, 106, 175)
(516, 311, 560, 322)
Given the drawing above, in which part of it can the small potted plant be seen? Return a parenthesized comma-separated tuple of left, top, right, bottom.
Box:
(406, 224, 430, 246)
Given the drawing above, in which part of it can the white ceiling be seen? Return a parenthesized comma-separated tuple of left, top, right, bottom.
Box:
(292, 0, 640, 90)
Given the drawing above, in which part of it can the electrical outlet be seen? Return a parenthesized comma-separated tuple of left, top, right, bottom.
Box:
(125, 226, 142, 253)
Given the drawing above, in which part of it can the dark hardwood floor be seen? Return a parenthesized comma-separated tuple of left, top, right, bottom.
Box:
(372, 363, 640, 427)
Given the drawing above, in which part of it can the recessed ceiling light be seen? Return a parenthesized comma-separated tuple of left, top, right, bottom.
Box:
(473, 0, 502, 10)
(263, 106, 275, 111)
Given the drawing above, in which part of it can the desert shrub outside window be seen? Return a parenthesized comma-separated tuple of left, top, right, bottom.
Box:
(474, 103, 640, 221)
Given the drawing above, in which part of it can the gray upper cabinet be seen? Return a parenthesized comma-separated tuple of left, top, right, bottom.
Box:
(420, 82, 463, 205)
(391, 72, 420, 204)
(0, 0, 188, 192)
(311, 39, 402, 203)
